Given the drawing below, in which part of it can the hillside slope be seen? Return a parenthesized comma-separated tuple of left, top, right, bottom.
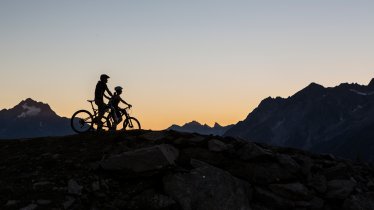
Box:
(1, 130, 373, 210)
(225, 79, 374, 161)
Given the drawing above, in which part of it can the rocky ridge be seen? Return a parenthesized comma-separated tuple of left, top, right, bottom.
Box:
(224, 79, 374, 161)
(0, 98, 73, 139)
(168, 121, 234, 136)
(1, 130, 374, 210)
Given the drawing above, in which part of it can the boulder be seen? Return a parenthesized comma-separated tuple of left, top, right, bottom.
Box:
(307, 197, 325, 209)
(68, 179, 83, 195)
(20, 204, 38, 210)
(254, 187, 295, 209)
(100, 144, 179, 173)
(324, 163, 350, 180)
(326, 179, 357, 199)
(292, 155, 313, 176)
(208, 139, 230, 152)
(237, 143, 273, 161)
(63, 196, 76, 209)
(308, 174, 327, 194)
(242, 162, 297, 184)
(128, 189, 177, 210)
(163, 160, 252, 210)
(276, 154, 300, 175)
(33, 181, 54, 191)
(5, 200, 19, 207)
(269, 182, 311, 201)
(343, 192, 374, 210)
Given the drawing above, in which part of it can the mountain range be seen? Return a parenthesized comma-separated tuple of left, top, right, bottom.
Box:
(0, 98, 73, 139)
(167, 121, 234, 136)
(2, 78, 374, 162)
(225, 78, 374, 161)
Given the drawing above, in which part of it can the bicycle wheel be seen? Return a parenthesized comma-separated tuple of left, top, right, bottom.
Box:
(123, 117, 141, 131)
(71, 110, 94, 133)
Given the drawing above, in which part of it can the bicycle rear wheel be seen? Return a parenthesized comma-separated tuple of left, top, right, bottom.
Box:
(71, 110, 94, 133)
(123, 117, 141, 131)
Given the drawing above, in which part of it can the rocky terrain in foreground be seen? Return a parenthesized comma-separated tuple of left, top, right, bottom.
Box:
(1, 130, 374, 210)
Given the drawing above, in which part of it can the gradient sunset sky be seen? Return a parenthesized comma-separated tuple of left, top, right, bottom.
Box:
(1, 0, 373, 130)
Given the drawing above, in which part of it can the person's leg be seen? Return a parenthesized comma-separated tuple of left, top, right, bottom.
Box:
(96, 101, 105, 131)
(115, 109, 123, 123)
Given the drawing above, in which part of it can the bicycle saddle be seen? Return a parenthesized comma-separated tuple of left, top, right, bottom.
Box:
(87, 100, 95, 103)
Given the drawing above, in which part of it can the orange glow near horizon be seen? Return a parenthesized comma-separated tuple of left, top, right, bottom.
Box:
(1, 1, 374, 130)
(2, 77, 373, 130)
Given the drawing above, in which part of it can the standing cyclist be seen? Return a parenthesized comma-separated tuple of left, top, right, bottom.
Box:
(95, 74, 113, 130)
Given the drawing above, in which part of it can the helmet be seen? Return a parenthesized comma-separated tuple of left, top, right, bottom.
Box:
(115, 86, 123, 92)
(100, 74, 110, 81)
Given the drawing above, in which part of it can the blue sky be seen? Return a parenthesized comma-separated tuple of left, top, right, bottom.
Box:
(0, 0, 373, 129)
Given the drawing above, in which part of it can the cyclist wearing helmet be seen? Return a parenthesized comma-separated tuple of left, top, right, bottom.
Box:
(110, 86, 132, 125)
(95, 74, 113, 130)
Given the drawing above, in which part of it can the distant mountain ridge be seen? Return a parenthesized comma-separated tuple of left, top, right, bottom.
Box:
(224, 78, 374, 161)
(0, 98, 73, 139)
(168, 121, 234, 136)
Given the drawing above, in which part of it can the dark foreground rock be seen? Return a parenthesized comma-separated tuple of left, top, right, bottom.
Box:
(0, 130, 373, 210)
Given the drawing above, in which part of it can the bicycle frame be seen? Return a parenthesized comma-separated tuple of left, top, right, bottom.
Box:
(108, 106, 133, 127)
(122, 108, 134, 127)
(87, 100, 112, 129)
(88, 101, 98, 117)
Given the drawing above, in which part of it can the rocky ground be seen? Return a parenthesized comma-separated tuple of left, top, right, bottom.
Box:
(0, 130, 374, 210)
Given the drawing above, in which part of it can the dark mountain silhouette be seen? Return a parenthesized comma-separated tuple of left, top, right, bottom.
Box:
(0, 98, 74, 139)
(167, 120, 234, 136)
(1, 130, 374, 209)
(225, 78, 374, 161)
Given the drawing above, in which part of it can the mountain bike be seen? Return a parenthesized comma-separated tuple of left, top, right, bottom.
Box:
(71, 100, 113, 133)
(106, 104, 141, 131)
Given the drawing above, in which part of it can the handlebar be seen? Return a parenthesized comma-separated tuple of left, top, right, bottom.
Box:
(88, 99, 132, 110)
(123, 105, 132, 110)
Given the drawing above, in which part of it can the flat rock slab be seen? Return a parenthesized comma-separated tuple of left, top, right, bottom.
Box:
(100, 144, 179, 172)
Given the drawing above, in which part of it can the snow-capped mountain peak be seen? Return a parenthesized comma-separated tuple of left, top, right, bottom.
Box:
(0, 98, 73, 139)
(17, 103, 42, 118)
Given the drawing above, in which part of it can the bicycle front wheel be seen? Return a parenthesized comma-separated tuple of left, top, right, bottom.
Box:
(123, 117, 141, 131)
(71, 110, 94, 133)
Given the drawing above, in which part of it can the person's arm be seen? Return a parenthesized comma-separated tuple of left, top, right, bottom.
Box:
(104, 93, 111, 100)
(120, 97, 132, 107)
(105, 85, 113, 97)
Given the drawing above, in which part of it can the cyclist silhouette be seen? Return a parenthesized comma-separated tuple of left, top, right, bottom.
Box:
(109, 86, 132, 129)
(95, 74, 113, 130)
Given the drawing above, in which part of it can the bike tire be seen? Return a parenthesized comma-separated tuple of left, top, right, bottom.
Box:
(71, 110, 94, 133)
(123, 117, 141, 131)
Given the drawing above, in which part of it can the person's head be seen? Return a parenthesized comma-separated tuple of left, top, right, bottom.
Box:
(115, 86, 123, 95)
(100, 74, 110, 83)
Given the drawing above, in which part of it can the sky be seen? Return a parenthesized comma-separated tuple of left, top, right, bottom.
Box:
(0, 0, 373, 130)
